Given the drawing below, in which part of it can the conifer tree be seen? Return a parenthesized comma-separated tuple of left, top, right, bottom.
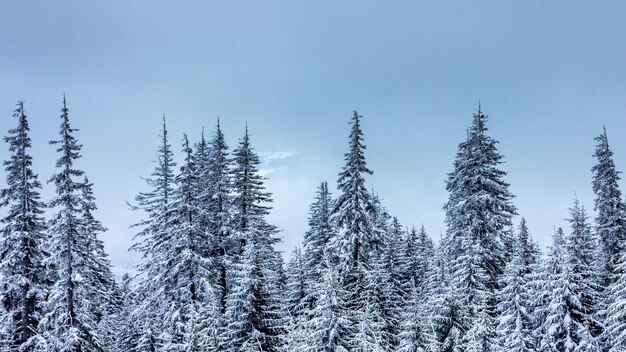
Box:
(113, 274, 139, 352)
(199, 121, 233, 320)
(0, 101, 48, 350)
(159, 134, 215, 351)
(79, 177, 118, 347)
(397, 279, 429, 352)
(517, 218, 541, 276)
(330, 111, 378, 277)
(377, 215, 405, 349)
(284, 246, 307, 350)
(302, 182, 334, 310)
(302, 256, 352, 352)
(41, 97, 108, 351)
(443, 105, 516, 337)
(566, 198, 601, 337)
(463, 300, 498, 352)
(604, 252, 626, 351)
(591, 127, 626, 288)
(224, 126, 284, 351)
(496, 225, 535, 351)
(426, 246, 464, 352)
(130, 116, 177, 351)
(538, 228, 599, 352)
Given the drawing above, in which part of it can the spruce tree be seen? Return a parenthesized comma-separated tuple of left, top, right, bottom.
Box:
(397, 279, 429, 352)
(197, 120, 233, 320)
(130, 116, 177, 351)
(79, 177, 118, 348)
(113, 274, 139, 352)
(566, 198, 601, 337)
(41, 97, 107, 351)
(159, 134, 215, 351)
(302, 256, 352, 352)
(284, 246, 307, 350)
(604, 252, 626, 351)
(224, 126, 284, 351)
(538, 228, 599, 352)
(496, 225, 535, 351)
(302, 182, 334, 311)
(591, 127, 626, 288)
(443, 105, 516, 339)
(0, 101, 48, 350)
(426, 246, 464, 352)
(330, 111, 377, 276)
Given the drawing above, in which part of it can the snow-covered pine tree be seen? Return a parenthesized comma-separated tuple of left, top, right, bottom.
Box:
(284, 246, 307, 350)
(195, 121, 234, 351)
(79, 177, 119, 348)
(158, 134, 215, 351)
(224, 126, 284, 351)
(352, 273, 386, 351)
(397, 278, 429, 352)
(443, 105, 516, 342)
(377, 215, 405, 349)
(425, 245, 464, 352)
(302, 255, 352, 352)
(591, 127, 626, 289)
(0, 101, 48, 351)
(302, 182, 334, 311)
(329, 111, 387, 347)
(130, 116, 177, 351)
(463, 300, 498, 352)
(604, 251, 626, 351)
(400, 225, 435, 303)
(495, 223, 535, 351)
(41, 97, 109, 351)
(517, 217, 541, 276)
(330, 111, 378, 277)
(566, 198, 602, 337)
(113, 274, 139, 352)
(538, 228, 599, 352)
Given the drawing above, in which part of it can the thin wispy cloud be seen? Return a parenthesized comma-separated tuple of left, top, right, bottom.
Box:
(260, 150, 297, 163)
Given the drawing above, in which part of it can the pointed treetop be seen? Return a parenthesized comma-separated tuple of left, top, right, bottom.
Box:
(473, 101, 487, 134)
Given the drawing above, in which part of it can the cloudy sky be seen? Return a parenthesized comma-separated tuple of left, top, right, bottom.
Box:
(1, 1, 626, 272)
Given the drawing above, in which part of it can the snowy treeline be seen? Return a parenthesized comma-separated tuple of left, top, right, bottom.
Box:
(1, 100, 626, 352)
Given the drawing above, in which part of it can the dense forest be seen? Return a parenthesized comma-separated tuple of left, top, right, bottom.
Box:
(1, 98, 625, 352)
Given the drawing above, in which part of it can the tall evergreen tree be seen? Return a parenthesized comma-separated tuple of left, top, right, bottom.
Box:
(538, 228, 599, 352)
(78, 177, 118, 348)
(0, 101, 48, 350)
(330, 111, 377, 276)
(41, 97, 106, 351)
(159, 134, 215, 351)
(204, 120, 233, 319)
(130, 116, 177, 351)
(443, 105, 516, 332)
(591, 127, 626, 289)
(302, 182, 334, 310)
(224, 126, 284, 351)
(566, 198, 601, 337)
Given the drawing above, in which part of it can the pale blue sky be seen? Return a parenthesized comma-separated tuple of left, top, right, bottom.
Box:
(1, 1, 626, 271)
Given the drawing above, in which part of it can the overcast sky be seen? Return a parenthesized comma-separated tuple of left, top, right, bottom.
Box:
(2, 1, 626, 272)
